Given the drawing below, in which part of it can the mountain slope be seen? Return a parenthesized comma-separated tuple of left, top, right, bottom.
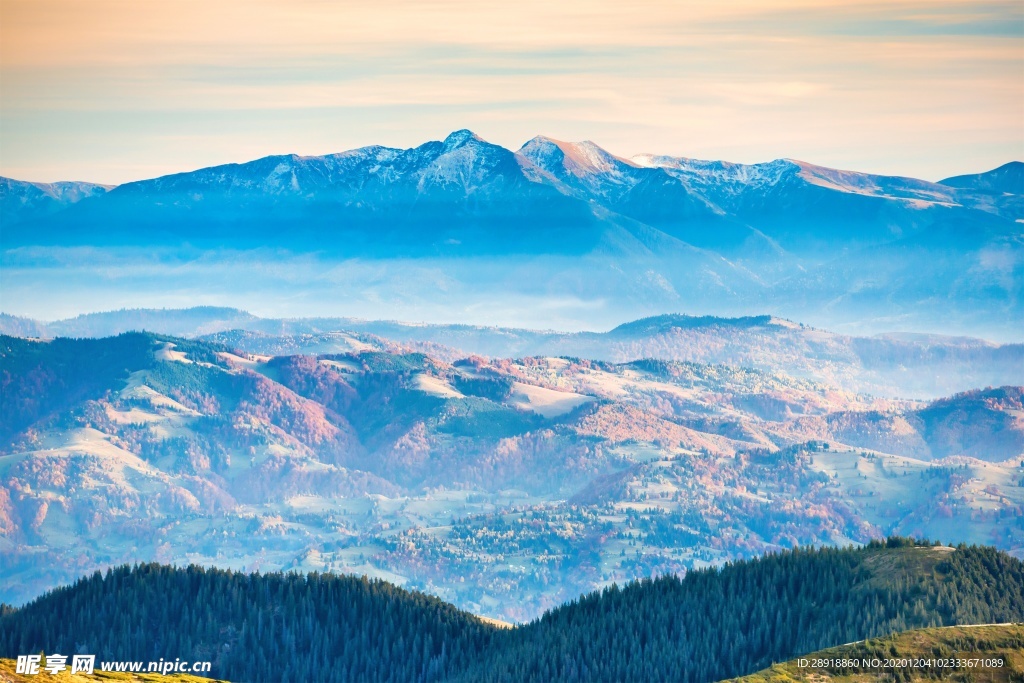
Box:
(914, 386, 1024, 460)
(4, 131, 608, 257)
(456, 541, 1024, 683)
(0, 176, 112, 227)
(638, 155, 1022, 227)
(779, 386, 1024, 462)
(0, 564, 497, 683)
(941, 161, 1024, 195)
(0, 333, 158, 443)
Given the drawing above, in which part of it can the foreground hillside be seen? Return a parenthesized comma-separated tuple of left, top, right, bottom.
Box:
(0, 565, 493, 683)
(454, 542, 1024, 683)
(2, 542, 1022, 683)
(731, 624, 1024, 682)
(2, 332, 1023, 617)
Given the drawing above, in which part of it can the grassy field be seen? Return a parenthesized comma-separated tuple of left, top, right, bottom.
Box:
(729, 624, 1024, 682)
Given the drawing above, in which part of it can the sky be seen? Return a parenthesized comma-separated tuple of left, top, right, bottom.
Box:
(1, 0, 1021, 184)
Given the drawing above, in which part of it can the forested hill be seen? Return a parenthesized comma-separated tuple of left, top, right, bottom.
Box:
(2, 541, 1023, 683)
(0, 566, 497, 683)
(458, 541, 1024, 683)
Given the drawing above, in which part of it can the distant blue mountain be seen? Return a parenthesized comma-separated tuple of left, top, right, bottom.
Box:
(2, 131, 607, 256)
(4, 131, 1019, 255)
(0, 177, 112, 227)
(940, 161, 1024, 195)
(1, 131, 1020, 338)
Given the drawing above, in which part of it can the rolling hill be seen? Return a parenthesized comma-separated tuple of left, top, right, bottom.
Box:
(1, 332, 1022, 619)
(209, 320, 1020, 401)
(4, 308, 1022, 398)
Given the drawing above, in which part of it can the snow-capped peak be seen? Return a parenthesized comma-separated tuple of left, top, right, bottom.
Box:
(519, 136, 637, 177)
(443, 129, 484, 150)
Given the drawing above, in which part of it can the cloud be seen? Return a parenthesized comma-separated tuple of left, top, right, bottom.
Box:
(1, 0, 1020, 183)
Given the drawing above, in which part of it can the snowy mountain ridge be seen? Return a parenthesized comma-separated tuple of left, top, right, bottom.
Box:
(4, 129, 1018, 217)
(1, 130, 1020, 339)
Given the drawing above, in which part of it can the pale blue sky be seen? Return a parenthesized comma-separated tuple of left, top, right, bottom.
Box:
(1, 0, 1021, 184)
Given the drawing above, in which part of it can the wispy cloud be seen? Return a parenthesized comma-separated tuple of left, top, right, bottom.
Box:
(1, 0, 1020, 182)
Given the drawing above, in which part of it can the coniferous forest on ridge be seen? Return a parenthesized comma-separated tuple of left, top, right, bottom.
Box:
(2, 540, 1022, 683)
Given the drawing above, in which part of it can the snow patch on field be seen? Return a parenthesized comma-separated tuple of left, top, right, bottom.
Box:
(414, 374, 465, 398)
(119, 372, 200, 414)
(509, 382, 594, 418)
(155, 342, 191, 363)
(320, 358, 361, 373)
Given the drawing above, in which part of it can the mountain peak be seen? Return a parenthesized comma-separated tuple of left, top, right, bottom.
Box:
(939, 160, 1023, 195)
(518, 136, 637, 177)
(443, 129, 484, 149)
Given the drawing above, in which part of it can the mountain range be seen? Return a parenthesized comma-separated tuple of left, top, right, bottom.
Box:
(2, 131, 1021, 338)
(4, 307, 1021, 398)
